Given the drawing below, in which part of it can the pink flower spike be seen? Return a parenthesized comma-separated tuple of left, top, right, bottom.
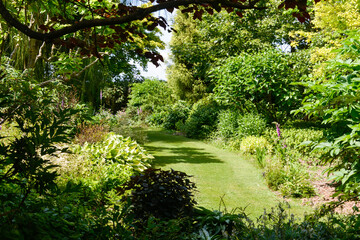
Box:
(275, 123, 282, 139)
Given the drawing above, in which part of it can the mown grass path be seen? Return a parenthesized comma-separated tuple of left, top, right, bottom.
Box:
(144, 128, 311, 218)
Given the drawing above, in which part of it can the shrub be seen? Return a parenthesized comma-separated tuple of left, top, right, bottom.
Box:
(0, 191, 95, 239)
(228, 138, 242, 151)
(216, 109, 239, 139)
(146, 110, 168, 126)
(119, 168, 197, 221)
(0, 79, 78, 199)
(163, 100, 191, 131)
(0, 76, 83, 235)
(192, 207, 247, 239)
(111, 110, 148, 144)
(134, 216, 192, 240)
(56, 133, 153, 207)
(239, 136, 272, 155)
(92, 109, 148, 144)
(127, 78, 173, 117)
(264, 158, 315, 198)
(191, 202, 360, 240)
(75, 122, 109, 145)
(237, 113, 267, 139)
(242, 202, 344, 239)
(255, 147, 267, 168)
(264, 126, 323, 156)
(92, 107, 119, 127)
(183, 97, 219, 139)
(212, 49, 310, 122)
(71, 133, 152, 173)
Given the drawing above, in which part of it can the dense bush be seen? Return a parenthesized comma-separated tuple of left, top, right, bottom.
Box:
(191, 207, 247, 239)
(163, 100, 192, 131)
(0, 189, 92, 239)
(92, 107, 120, 126)
(0, 78, 78, 209)
(183, 97, 219, 139)
(133, 216, 193, 240)
(265, 157, 315, 198)
(0, 75, 104, 239)
(212, 49, 310, 122)
(239, 202, 360, 240)
(127, 78, 174, 119)
(216, 109, 239, 139)
(237, 113, 267, 139)
(212, 111, 268, 151)
(91, 109, 148, 144)
(0, 179, 138, 239)
(264, 126, 323, 157)
(237, 135, 272, 155)
(146, 110, 168, 126)
(119, 168, 197, 221)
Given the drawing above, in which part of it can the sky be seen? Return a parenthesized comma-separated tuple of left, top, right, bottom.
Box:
(139, 12, 174, 81)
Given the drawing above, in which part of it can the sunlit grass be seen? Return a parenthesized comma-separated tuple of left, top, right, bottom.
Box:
(144, 128, 313, 218)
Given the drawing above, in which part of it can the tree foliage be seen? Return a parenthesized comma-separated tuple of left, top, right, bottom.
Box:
(212, 49, 311, 122)
(290, 0, 360, 77)
(0, 70, 79, 218)
(127, 78, 174, 115)
(0, 1, 165, 111)
(294, 31, 360, 201)
(0, 0, 316, 42)
(0, 0, 321, 109)
(167, 0, 314, 101)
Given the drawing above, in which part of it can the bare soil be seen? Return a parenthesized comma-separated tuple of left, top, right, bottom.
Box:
(301, 166, 360, 214)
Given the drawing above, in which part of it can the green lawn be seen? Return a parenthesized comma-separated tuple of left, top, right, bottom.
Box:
(143, 128, 312, 218)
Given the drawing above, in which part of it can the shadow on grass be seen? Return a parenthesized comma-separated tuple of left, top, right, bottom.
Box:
(145, 129, 194, 143)
(146, 146, 223, 167)
(144, 129, 223, 166)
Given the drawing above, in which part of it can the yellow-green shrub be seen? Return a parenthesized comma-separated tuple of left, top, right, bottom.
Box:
(239, 136, 272, 155)
(264, 127, 323, 157)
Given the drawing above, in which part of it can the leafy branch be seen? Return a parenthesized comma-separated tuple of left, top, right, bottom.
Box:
(0, 0, 317, 43)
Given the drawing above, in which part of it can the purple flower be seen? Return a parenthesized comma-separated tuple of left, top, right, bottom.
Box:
(275, 123, 282, 139)
(61, 99, 64, 109)
(100, 90, 103, 101)
(137, 107, 143, 115)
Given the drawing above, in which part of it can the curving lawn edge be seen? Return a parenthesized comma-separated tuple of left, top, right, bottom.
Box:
(143, 128, 312, 218)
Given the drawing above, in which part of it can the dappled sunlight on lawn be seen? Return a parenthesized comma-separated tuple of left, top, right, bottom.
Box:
(145, 145, 223, 166)
(143, 128, 312, 217)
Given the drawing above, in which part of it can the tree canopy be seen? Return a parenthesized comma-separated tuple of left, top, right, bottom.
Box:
(167, 0, 314, 102)
(0, 0, 321, 65)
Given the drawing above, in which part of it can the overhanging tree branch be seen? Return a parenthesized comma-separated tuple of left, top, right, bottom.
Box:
(0, 0, 264, 42)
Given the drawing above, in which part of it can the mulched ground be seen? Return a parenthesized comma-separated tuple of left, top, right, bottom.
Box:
(301, 166, 360, 214)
